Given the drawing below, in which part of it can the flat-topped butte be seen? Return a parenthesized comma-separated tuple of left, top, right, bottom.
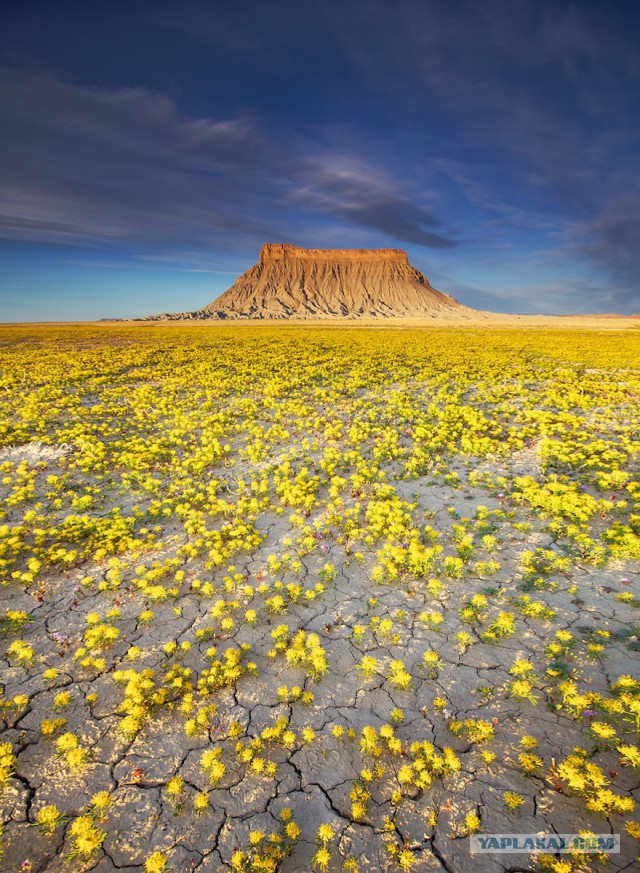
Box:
(140, 243, 468, 320)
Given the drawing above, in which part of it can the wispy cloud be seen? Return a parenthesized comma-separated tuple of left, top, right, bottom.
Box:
(0, 70, 277, 249)
(326, 0, 640, 301)
(443, 275, 630, 316)
(290, 162, 456, 249)
(65, 258, 236, 274)
(575, 197, 640, 300)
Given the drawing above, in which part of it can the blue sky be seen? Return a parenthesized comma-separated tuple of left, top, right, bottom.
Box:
(1, 0, 639, 320)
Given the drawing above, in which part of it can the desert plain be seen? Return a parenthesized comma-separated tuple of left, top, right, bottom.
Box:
(1, 320, 639, 873)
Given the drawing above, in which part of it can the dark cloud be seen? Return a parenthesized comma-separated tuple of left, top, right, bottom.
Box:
(577, 198, 640, 301)
(441, 275, 632, 316)
(0, 70, 454, 255)
(0, 70, 280, 250)
(291, 166, 456, 249)
(328, 0, 640, 302)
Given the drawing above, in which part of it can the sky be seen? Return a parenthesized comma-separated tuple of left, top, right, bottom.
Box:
(1, 0, 640, 321)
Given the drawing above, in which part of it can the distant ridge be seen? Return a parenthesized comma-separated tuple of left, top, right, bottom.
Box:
(141, 244, 473, 320)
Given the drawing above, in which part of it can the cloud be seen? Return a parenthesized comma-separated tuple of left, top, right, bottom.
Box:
(333, 1, 639, 213)
(576, 197, 640, 299)
(291, 164, 456, 248)
(442, 275, 630, 316)
(324, 0, 640, 303)
(0, 69, 454, 255)
(64, 257, 236, 275)
(0, 70, 279, 250)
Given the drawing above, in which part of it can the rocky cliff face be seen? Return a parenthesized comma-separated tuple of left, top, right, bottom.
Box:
(144, 244, 471, 319)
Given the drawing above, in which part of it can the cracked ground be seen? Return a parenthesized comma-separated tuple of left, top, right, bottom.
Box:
(0, 323, 639, 872)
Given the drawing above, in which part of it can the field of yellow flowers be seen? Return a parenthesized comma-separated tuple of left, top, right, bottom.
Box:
(0, 323, 639, 873)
